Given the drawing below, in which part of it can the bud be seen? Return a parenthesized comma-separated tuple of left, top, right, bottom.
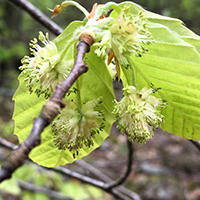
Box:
(79, 29, 95, 46)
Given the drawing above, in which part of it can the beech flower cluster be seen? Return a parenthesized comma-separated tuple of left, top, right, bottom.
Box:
(51, 99, 105, 158)
(113, 86, 166, 144)
(95, 7, 153, 66)
(20, 32, 72, 98)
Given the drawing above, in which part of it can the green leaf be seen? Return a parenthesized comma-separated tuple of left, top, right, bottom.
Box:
(119, 2, 200, 140)
(13, 21, 115, 167)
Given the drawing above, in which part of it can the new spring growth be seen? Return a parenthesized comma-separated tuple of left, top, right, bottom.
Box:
(113, 86, 166, 144)
(94, 6, 154, 79)
(51, 99, 105, 158)
(50, 1, 154, 79)
(20, 32, 73, 98)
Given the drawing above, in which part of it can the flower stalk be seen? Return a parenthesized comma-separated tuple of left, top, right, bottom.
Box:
(50, 1, 89, 18)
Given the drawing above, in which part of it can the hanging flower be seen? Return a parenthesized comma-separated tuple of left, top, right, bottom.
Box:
(20, 31, 72, 98)
(94, 6, 154, 79)
(50, 2, 154, 79)
(51, 99, 105, 158)
(113, 86, 166, 144)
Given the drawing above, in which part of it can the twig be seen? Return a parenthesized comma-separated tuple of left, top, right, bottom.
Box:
(0, 137, 18, 150)
(0, 1, 141, 199)
(0, 136, 140, 200)
(51, 166, 132, 200)
(76, 159, 112, 182)
(7, 0, 63, 36)
(53, 166, 105, 189)
(76, 159, 141, 200)
(106, 137, 134, 189)
(17, 179, 73, 200)
(0, 39, 92, 183)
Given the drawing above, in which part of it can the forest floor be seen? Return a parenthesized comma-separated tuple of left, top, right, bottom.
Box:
(0, 94, 200, 200)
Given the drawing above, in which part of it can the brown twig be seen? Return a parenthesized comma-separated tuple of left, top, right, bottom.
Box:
(105, 137, 134, 189)
(18, 179, 73, 200)
(0, 136, 140, 200)
(0, 38, 92, 183)
(0, 1, 141, 199)
(51, 166, 132, 200)
(76, 159, 141, 200)
(7, 0, 63, 36)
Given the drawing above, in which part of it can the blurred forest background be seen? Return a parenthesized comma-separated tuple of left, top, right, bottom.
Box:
(1, 0, 200, 200)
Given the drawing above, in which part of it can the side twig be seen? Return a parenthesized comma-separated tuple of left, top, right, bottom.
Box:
(76, 159, 141, 200)
(0, 136, 140, 200)
(17, 179, 73, 200)
(51, 166, 131, 200)
(7, 0, 63, 36)
(105, 137, 134, 189)
(0, 137, 18, 150)
(0, 39, 92, 183)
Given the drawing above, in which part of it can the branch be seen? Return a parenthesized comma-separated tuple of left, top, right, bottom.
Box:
(7, 0, 63, 36)
(106, 137, 134, 189)
(51, 166, 132, 200)
(0, 137, 18, 150)
(0, 137, 140, 200)
(18, 179, 73, 200)
(76, 159, 141, 200)
(1, 2, 140, 199)
(0, 38, 92, 183)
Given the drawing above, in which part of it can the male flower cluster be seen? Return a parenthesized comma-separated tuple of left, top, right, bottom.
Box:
(20, 32, 72, 98)
(51, 99, 105, 158)
(94, 6, 154, 78)
(113, 86, 166, 144)
(50, 2, 154, 79)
